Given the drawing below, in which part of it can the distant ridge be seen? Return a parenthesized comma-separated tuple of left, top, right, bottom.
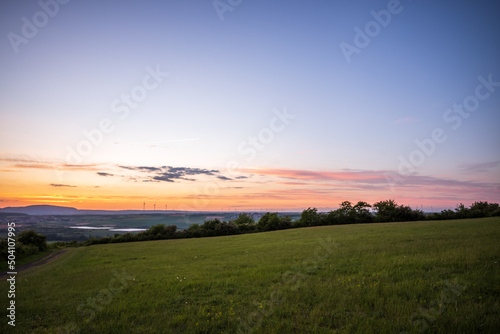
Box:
(0, 204, 191, 216)
(0, 205, 79, 215)
(0, 205, 300, 216)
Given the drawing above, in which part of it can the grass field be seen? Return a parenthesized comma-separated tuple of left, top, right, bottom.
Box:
(2, 217, 499, 333)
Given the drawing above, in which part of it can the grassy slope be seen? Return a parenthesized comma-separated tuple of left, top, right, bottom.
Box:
(2, 217, 499, 333)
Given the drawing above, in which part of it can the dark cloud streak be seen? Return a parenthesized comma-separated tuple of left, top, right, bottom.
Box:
(118, 165, 222, 183)
(50, 183, 76, 188)
(458, 161, 500, 173)
(97, 172, 114, 177)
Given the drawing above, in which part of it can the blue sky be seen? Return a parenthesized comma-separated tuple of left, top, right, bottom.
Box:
(0, 0, 499, 211)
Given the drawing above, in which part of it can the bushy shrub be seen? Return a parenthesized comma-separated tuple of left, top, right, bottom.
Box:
(200, 219, 223, 237)
(184, 223, 203, 238)
(232, 213, 256, 232)
(17, 229, 48, 251)
(255, 213, 291, 231)
(0, 230, 48, 262)
(16, 243, 39, 257)
(215, 221, 239, 235)
(233, 213, 255, 226)
(431, 201, 500, 220)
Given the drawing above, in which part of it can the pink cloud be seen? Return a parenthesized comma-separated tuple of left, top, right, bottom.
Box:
(242, 168, 385, 182)
(240, 168, 500, 204)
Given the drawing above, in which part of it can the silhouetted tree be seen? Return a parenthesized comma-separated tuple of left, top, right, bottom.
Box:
(353, 201, 373, 223)
(469, 201, 500, 217)
(373, 200, 424, 222)
(373, 199, 399, 222)
(299, 208, 321, 227)
(454, 203, 469, 219)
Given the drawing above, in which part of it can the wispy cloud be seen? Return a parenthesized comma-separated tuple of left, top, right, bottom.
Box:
(458, 161, 500, 173)
(243, 167, 499, 193)
(242, 168, 386, 183)
(0, 155, 103, 171)
(50, 183, 77, 188)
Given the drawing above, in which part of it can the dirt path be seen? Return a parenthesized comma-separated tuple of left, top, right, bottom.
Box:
(0, 249, 68, 278)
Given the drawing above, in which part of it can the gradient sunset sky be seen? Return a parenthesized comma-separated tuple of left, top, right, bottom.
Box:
(1, 0, 499, 211)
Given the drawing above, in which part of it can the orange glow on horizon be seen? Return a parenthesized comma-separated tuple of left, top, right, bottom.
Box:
(1, 161, 496, 212)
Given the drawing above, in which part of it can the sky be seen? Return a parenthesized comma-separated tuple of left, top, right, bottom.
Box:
(0, 0, 499, 212)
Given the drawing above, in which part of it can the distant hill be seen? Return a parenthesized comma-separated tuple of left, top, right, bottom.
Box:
(0, 205, 80, 215)
(0, 204, 298, 216)
(0, 205, 195, 216)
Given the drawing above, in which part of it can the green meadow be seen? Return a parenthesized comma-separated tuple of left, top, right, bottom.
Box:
(2, 217, 499, 333)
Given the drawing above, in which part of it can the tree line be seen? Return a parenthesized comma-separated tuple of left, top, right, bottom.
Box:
(1, 200, 499, 260)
